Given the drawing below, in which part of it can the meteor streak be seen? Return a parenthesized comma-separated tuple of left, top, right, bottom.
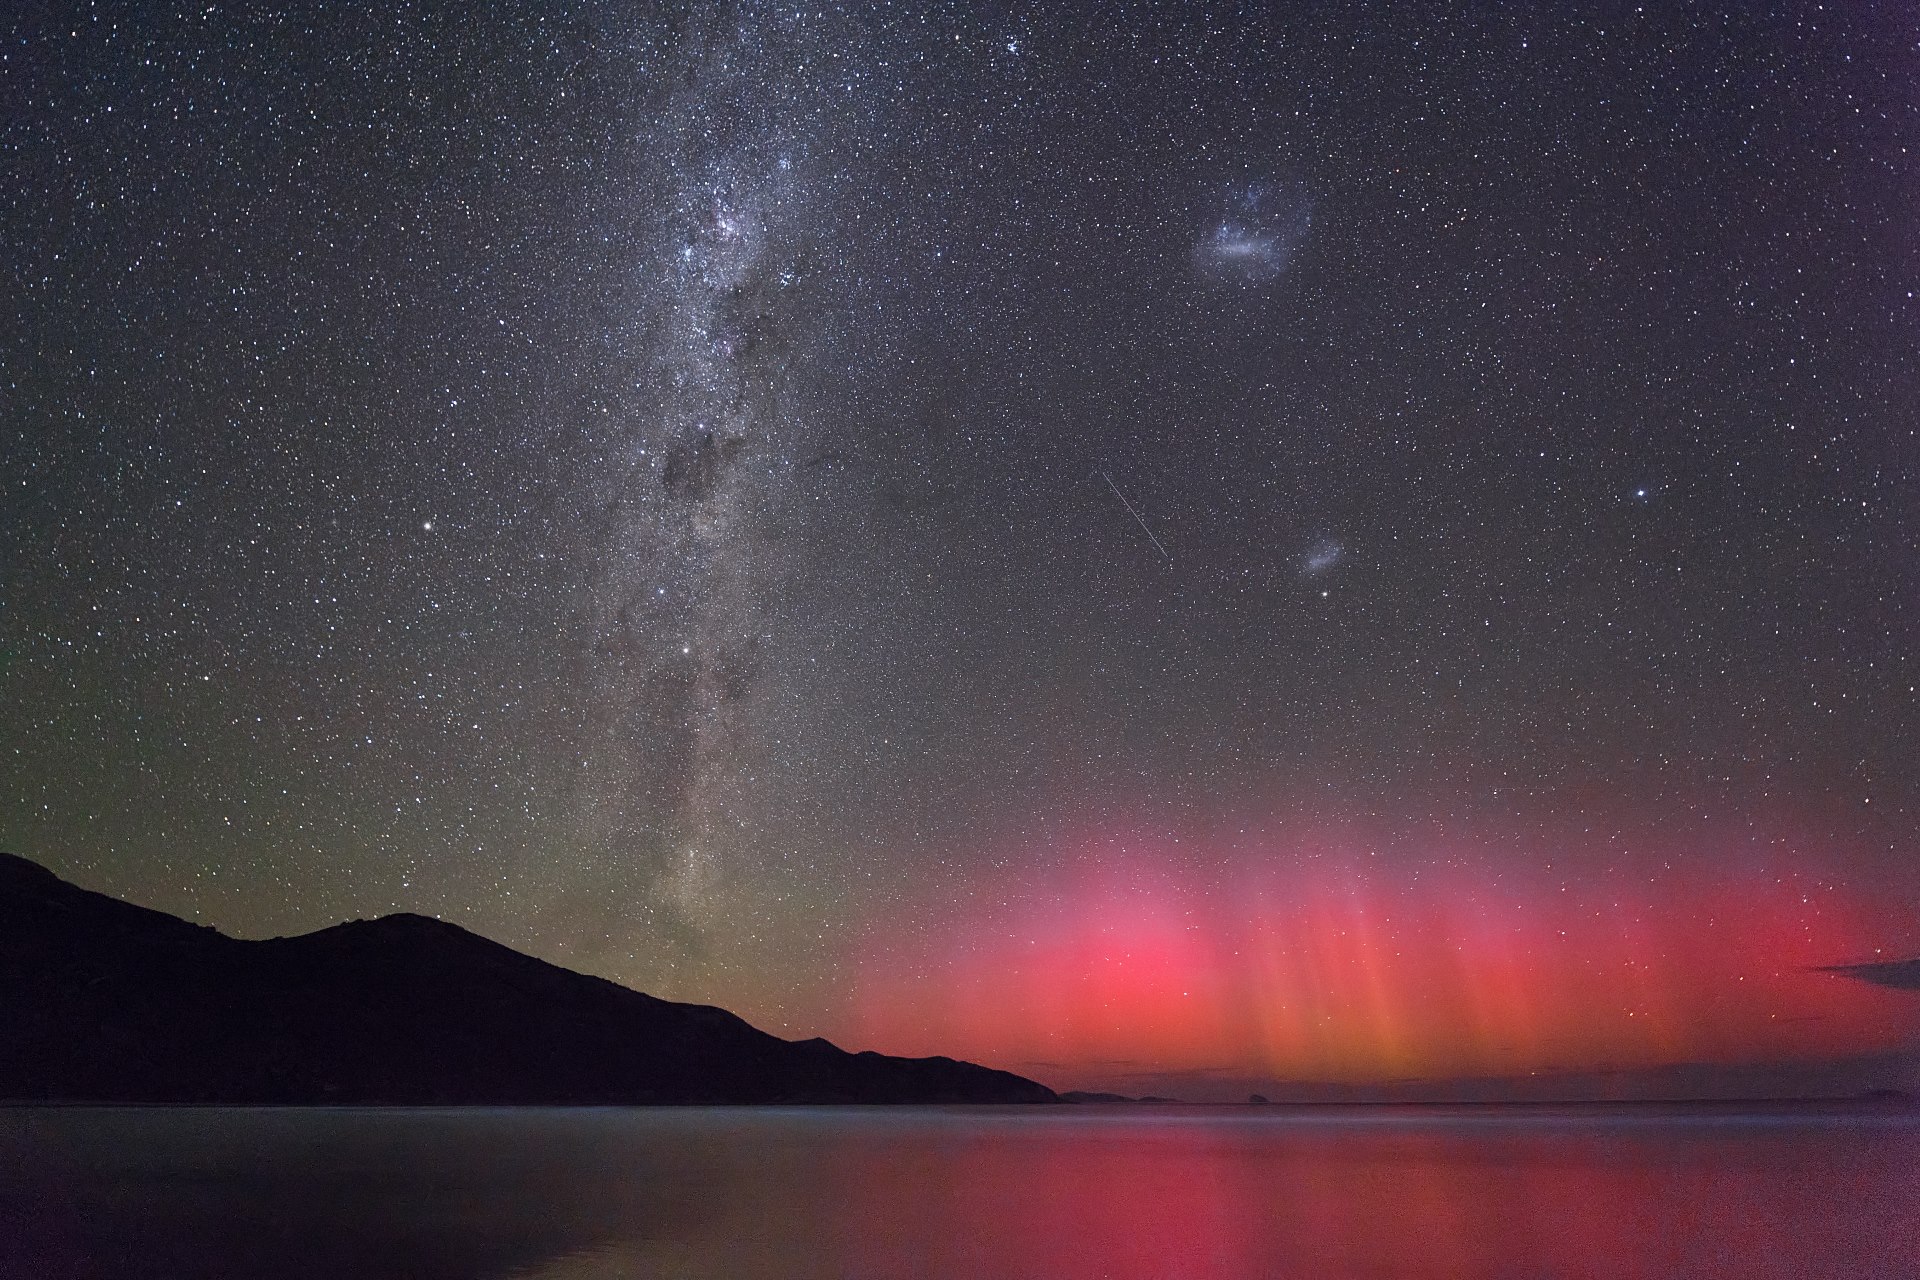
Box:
(1100, 470, 1171, 564)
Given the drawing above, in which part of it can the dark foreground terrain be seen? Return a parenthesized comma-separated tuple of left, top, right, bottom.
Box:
(0, 852, 1055, 1105)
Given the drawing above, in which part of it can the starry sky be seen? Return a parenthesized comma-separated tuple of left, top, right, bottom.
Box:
(5, 1, 1918, 1100)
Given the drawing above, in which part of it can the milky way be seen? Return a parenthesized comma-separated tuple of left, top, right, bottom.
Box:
(4, 1, 1917, 1094)
(575, 8, 859, 954)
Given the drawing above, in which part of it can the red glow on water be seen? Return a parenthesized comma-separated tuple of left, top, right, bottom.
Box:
(820, 1115, 1920, 1279)
(844, 819, 1918, 1087)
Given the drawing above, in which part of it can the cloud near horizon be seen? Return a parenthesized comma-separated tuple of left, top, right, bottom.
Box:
(1820, 959, 1920, 991)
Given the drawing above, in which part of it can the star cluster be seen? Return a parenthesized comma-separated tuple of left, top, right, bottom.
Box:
(3, 2, 1916, 1088)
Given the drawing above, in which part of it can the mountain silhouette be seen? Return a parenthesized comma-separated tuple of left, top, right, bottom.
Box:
(0, 852, 1056, 1105)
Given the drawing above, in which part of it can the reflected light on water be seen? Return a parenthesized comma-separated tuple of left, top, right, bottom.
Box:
(16, 1107, 1894, 1280)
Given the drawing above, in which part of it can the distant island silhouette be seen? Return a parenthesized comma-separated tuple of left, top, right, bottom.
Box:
(0, 852, 1057, 1106)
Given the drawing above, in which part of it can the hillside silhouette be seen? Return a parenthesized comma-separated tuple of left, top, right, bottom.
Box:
(0, 852, 1055, 1106)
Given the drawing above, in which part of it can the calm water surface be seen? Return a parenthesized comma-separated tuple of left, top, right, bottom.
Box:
(2, 1104, 1914, 1278)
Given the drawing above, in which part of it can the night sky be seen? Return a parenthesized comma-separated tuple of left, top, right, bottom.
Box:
(5, 1, 1918, 1100)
